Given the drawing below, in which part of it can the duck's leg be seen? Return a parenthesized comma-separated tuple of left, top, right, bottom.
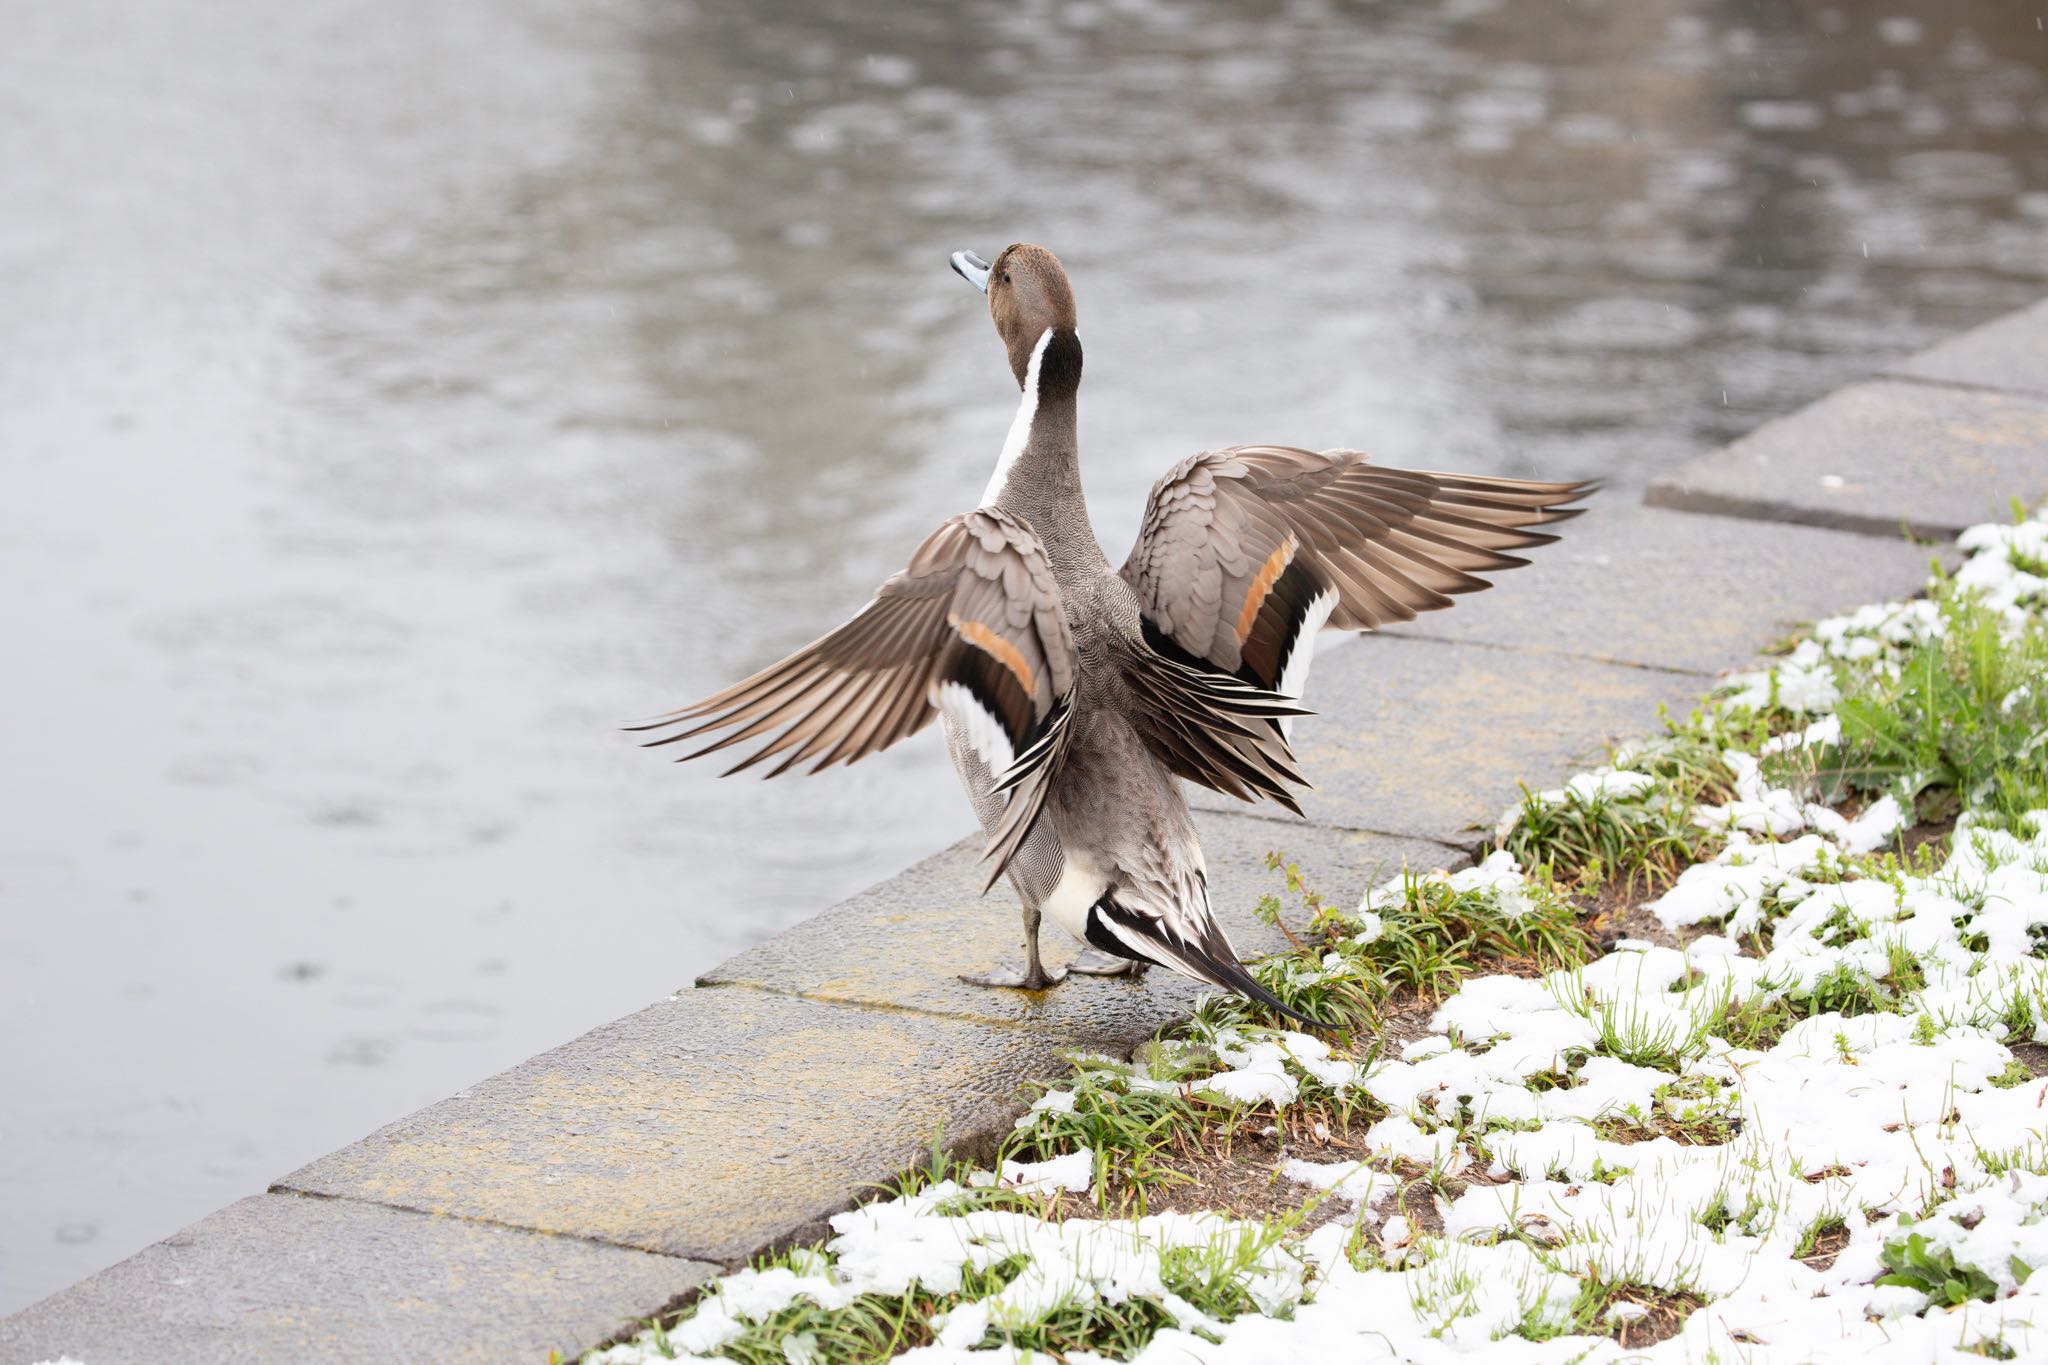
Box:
(1069, 947, 1147, 977)
(960, 903, 1069, 991)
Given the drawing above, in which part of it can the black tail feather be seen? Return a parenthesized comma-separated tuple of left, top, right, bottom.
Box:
(1088, 897, 1323, 1029)
(1199, 947, 1322, 1029)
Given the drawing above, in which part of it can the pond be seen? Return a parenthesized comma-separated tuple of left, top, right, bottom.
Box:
(2, 0, 2044, 1313)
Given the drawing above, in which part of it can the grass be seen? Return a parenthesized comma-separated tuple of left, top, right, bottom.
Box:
(1499, 703, 1785, 892)
(1989, 1060, 2034, 1090)
(614, 1142, 1315, 1365)
(1713, 987, 1799, 1050)
(1500, 572, 2048, 895)
(1818, 588, 2048, 829)
(1500, 777, 1701, 891)
(593, 509, 2048, 1365)
(675, 1268, 989, 1364)
(640, 1237, 1293, 1365)
(1589, 1075, 1739, 1146)
(989, 850, 1600, 1224)
(1599, 997, 1712, 1072)
(1806, 962, 1902, 1018)
(1271, 854, 1594, 1007)
(1005, 1220, 1300, 1352)
(1971, 1137, 2048, 1178)
(1003, 1046, 1224, 1196)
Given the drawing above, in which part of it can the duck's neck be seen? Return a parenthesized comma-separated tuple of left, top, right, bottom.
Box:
(983, 326, 1102, 570)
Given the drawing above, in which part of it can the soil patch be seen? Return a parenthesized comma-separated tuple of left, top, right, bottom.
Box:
(2010, 1040, 2048, 1078)
(1604, 1288, 1707, 1350)
(1576, 866, 1684, 952)
(1897, 815, 1954, 866)
(1801, 1221, 1852, 1272)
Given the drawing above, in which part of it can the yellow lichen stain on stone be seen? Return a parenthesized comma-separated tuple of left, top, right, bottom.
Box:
(748, 1021, 926, 1098)
(346, 1119, 833, 1253)
(1297, 656, 1669, 813)
(290, 996, 1056, 1258)
(1942, 408, 2048, 454)
(803, 917, 1015, 1000)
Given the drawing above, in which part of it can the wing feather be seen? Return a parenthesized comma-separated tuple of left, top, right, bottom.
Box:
(1119, 446, 1594, 806)
(630, 509, 1078, 885)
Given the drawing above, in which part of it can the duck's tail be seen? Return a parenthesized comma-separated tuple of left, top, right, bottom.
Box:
(1084, 884, 1322, 1029)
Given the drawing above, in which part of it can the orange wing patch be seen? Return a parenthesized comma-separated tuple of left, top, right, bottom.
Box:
(1235, 535, 1298, 645)
(950, 614, 1036, 695)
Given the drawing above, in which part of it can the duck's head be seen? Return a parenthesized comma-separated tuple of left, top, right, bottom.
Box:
(950, 244, 1077, 389)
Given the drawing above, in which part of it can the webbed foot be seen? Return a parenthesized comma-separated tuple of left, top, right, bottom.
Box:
(960, 962, 1069, 991)
(1068, 947, 1147, 977)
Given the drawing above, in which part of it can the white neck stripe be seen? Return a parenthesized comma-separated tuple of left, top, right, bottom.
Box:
(980, 327, 1055, 508)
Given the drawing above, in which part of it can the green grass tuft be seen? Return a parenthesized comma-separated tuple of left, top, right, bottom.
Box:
(1818, 588, 2048, 830)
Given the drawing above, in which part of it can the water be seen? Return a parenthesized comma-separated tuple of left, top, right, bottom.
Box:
(2, 0, 2045, 1312)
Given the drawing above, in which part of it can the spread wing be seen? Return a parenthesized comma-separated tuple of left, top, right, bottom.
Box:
(1120, 445, 1593, 806)
(630, 509, 1077, 888)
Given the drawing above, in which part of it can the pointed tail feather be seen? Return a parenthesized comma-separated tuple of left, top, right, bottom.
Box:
(1196, 944, 1322, 1030)
(1091, 897, 1321, 1029)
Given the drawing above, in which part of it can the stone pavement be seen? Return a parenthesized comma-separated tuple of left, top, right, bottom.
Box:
(1645, 378, 2048, 540)
(5, 300, 2044, 1365)
(0, 1196, 715, 1365)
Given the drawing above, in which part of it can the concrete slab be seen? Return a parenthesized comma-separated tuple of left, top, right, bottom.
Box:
(702, 813, 1459, 1028)
(1884, 300, 2048, 401)
(1190, 634, 1699, 848)
(1644, 380, 2048, 539)
(1384, 503, 1937, 675)
(0, 1192, 711, 1365)
(279, 988, 1119, 1265)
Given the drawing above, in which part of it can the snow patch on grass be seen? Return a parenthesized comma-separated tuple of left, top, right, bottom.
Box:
(591, 508, 2048, 1364)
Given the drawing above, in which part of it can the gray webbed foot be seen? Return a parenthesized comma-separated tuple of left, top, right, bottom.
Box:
(961, 902, 1071, 991)
(1068, 947, 1147, 977)
(960, 962, 1069, 991)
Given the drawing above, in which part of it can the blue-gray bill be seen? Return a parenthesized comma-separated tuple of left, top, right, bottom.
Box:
(949, 249, 991, 293)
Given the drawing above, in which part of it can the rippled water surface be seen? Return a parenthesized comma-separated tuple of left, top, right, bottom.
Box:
(4, 0, 2046, 1311)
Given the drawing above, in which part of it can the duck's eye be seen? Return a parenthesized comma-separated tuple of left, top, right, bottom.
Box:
(1002, 272, 1012, 284)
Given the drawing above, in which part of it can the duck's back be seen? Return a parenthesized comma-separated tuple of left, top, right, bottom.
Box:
(938, 557, 1194, 891)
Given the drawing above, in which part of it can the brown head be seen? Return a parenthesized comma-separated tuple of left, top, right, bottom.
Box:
(950, 244, 1079, 388)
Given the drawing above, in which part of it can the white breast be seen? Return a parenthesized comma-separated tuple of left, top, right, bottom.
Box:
(1039, 849, 1105, 943)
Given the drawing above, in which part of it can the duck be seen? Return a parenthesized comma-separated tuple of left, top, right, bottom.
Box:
(633, 244, 1591, 1021)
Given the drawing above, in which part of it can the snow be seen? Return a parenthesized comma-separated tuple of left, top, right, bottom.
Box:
(1721, 639, 1840, 713)
(591, 507, 2048, 1365)
(1649, 831, 1835, 936)
(1196, 1037, 1300, 1106)
(1279, 1157, 1393, 1211)
(988, 1149, 1094, 1195)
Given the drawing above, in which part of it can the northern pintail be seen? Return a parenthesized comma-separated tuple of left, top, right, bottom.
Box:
(635, 245, 1591, 1019)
